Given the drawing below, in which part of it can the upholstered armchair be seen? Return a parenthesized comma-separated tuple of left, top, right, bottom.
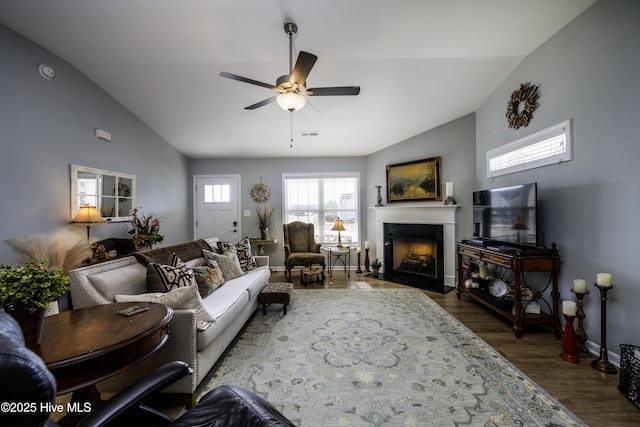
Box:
(283, 221, 326, 281)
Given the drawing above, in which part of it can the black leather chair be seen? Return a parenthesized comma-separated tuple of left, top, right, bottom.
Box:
(0, 311, 296, 427)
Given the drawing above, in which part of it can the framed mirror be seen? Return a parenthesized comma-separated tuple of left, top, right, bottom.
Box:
(71, 164, 136, 222)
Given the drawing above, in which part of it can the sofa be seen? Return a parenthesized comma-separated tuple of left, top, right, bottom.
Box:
(69, 237, 270, 405)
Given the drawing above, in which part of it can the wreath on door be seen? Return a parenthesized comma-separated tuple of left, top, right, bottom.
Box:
(250, 182, 270, 203)
(505, 82, 540, 129)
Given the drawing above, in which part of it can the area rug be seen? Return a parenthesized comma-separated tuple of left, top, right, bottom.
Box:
(198, 289, 585, 426)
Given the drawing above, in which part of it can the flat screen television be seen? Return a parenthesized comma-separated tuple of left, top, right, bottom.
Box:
(472, 183, 538, 247)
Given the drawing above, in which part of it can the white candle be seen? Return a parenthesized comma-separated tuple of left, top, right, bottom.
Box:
(446, 182, 453, 198)
(562, 301, 577, 316)
(364, 241, 369, 249)
(573, 279, 587, 293)
(596, 273, 612, 287)
(357, 247, 361, 253)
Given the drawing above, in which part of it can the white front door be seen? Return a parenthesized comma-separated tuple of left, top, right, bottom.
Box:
(194, 175, 241, 243)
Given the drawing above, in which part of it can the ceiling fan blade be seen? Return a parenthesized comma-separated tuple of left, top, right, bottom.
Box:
(245, 96, 277, 110)
(308, 86, 361, 96)
(220, 71, 276, 91)
(290, 51, 318, 87)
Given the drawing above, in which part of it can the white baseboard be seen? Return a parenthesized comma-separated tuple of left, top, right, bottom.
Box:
(585, 339, 620, 367)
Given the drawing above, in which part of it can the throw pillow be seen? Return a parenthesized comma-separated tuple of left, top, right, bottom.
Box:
(192, 265, 224, 298)
(217, 237, 257, 272)
(203, 249, 245, 281)
(148, 260, 196, 292)
(115, 285, 215, 330)
(146, 253, 189, 292)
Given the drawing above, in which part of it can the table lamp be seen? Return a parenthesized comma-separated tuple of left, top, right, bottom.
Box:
(69, 205, 107, 240)
(332, 217, 346, 248)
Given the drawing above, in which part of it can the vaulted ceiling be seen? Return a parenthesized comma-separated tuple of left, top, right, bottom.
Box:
(0, 0, 595, 158)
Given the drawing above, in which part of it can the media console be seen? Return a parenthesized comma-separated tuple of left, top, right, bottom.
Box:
(456, 241, 561, 338)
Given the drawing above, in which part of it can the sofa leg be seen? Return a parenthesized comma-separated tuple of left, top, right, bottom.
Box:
(283, 304, 287, 315)
(184, 392, 196, 409)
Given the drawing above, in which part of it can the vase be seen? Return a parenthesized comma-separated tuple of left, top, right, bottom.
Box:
(8, 305, 46, 347)
(260, 228, 270, 240)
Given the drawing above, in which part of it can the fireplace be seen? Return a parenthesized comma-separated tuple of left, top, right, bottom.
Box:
(372, 204, 458, 291)
(383, 223, 445, 292)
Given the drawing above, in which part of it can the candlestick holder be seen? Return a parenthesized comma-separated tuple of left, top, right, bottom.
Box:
(356, 251, 363, 273)
(591, 283, 617, 374)
(375, 186, 384, 207)
(560, 314, 580, 363)
(444, 196, 456, 205)
(571, 289, 591, 355)
(364, 248, 371, 272)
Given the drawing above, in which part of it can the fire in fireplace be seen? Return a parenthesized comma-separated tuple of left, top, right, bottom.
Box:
(383, 223, 445, 292)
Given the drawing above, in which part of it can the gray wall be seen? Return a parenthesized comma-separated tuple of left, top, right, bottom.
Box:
(0, 25, 191, 265)
(365, 113, 477, 260)
(190, 157, 367, 269)
(475, 0, 640, 354)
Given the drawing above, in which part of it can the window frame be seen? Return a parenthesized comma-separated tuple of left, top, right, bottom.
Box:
(282, 172, 360, 246)
(486, 119, 573, 178)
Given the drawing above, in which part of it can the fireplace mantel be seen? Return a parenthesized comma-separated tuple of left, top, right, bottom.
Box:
(370, 204, 459, 288)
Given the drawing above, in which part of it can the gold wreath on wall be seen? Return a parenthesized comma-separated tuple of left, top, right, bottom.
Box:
(505, 82, 540, 129)
(250, 182, 270, 203)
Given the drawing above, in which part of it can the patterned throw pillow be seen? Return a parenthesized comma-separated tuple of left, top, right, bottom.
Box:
(217, 238, 257, 272)
(147, 254, 196, 292)
(192, 264, 224, 298)
(147, 252, 182, 292)
(203, 249, 245, 281)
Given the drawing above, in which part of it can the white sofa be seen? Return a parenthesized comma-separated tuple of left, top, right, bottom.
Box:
(68, 238, 270, 405)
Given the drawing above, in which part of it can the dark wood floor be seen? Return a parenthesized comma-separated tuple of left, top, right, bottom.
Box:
(292, 270, 639, 426)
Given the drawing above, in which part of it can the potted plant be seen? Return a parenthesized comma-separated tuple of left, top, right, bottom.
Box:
(0, 260, 70, 346)
(255, 205, 276, 240)
(129, 208, 164, 250)
(370, 258, 382, 278)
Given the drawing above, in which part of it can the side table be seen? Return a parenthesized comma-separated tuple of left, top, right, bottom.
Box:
(249, 238, 278, 256)
(35, 302, 172, 424)
(323, 247, 352, 278)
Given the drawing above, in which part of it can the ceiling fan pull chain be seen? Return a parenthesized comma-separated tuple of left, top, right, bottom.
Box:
(290, 111, 294, 148)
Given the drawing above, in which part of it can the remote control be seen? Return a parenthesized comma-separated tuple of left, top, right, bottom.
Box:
(118, 305, 149, 316)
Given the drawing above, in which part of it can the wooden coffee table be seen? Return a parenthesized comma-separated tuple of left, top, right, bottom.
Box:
(33, 302, 172, 396)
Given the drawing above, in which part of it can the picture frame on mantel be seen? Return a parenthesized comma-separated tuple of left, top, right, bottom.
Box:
(386, 156, 442, 203)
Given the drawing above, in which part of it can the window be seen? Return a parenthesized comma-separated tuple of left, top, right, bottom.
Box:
(486, 119, 572, 178)
(283, 173, 360, 245)
(203, 184, 230, 203)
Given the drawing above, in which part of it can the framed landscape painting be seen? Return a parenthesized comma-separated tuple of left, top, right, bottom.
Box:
(386, 156, 442, 202)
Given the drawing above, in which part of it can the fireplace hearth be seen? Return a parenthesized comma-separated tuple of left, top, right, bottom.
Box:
(383, 223, 446, 293)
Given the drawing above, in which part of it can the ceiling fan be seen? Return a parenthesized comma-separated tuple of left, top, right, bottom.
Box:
(220, 22, 360, 112)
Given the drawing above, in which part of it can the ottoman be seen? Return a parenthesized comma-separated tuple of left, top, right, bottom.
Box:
(258, 282, 293, 315)
(301, 267, 324, 286)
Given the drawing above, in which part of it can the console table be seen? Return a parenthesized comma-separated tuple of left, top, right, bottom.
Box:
(456, 241, 561, 338)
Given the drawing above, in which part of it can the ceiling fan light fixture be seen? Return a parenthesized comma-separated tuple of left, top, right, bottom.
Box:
(276, 92, 307, 112)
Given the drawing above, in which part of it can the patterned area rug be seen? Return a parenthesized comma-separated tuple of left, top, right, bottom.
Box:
(198, 289, 585, 426)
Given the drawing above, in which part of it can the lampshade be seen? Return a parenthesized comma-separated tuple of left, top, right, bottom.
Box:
(276, 92, 307, 112)
(69, 205, 106, 240)
(69, 205, 107, 225)
(511, 216, 529, 230)
(331, 218, 346, 231)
